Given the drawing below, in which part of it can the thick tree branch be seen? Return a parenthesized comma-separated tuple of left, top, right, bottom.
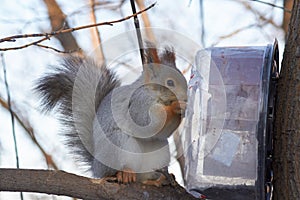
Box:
(0, 169, 197, 200)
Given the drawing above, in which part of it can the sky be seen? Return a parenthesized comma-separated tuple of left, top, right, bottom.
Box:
(0, 0, 286, 199)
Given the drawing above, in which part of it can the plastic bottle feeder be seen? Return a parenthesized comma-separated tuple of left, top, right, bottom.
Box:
(184, 41, 279, 200)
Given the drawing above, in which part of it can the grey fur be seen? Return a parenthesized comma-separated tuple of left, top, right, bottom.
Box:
(35, 47, 187, 181)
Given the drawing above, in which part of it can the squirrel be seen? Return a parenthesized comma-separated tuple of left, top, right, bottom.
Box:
(35, 45, 187, 186)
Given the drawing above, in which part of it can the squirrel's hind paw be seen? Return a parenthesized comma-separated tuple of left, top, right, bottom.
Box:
(116, 168, 137, 184)
(142, 174, 169, 187)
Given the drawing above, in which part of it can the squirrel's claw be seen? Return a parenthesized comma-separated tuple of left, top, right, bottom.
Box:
(155, 168, 177, 187)
(142, 174, 169, 187)
(116, 168, 136, 184)
(97, 176, 117, 183)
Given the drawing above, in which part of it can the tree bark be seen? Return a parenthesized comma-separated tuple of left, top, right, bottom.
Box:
(282, 0, 294, 39)
(273, 0, 300, 199)
(0, 169, 197, 200)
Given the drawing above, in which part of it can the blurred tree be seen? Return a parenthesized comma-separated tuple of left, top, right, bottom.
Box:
(43, 0, 83, 54)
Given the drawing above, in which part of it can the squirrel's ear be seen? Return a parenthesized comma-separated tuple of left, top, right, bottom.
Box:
(143, 44, 161, 83)
(160, 48, 176, 68)
(144, 46, 161, 66)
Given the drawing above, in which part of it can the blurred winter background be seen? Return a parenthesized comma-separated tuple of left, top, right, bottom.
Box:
(0, 0, 288, 199)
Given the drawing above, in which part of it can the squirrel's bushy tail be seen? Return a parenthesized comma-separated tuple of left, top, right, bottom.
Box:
(35, 56, 120, 167)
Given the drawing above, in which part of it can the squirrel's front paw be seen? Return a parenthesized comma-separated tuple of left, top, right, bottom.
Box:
(116, 168, 136, 184)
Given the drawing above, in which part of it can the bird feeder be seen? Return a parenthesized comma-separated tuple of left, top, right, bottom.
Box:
(183, 41, 279, 200)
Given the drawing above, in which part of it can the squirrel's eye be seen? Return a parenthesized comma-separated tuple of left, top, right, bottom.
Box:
(166, 79, 175, 87)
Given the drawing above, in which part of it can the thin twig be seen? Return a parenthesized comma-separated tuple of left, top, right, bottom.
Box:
(0, 3, 155, 43)
(0, 37, 50, 51)
(0, 2, 156, 51)
(1, 54, 20, 168)
(35, 44, 81, 53)
(249, 0, 292, 13)
(0, 53, 24, 200)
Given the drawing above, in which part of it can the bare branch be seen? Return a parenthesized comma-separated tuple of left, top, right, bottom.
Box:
(0, 3, 156, 51)
(0, 169, 197, 200)
(249, 0, 292, 13)
(0, 37, 50, 51)
(1, 53, 21, 170)
(0, 3, 155, 42)
(35, 44, 81, 53)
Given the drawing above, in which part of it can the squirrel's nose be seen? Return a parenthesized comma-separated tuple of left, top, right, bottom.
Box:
(179, 101, 187, 117)
(178, 101, 187, 111)
(173, 100, 187, 116)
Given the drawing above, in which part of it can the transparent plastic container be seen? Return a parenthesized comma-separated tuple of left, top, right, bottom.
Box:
(183, 41, 279, 200)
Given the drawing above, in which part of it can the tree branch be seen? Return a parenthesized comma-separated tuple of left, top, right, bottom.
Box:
(35, 43, 81, 53)
(0, 169, 197, 200)
(0, 3, 155, 43)
(249, 0, 292, 13)
(0, 2, 156, 51)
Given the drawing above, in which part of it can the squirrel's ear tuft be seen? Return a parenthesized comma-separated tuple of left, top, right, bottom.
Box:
(144, 42, 161, 65)
(160, 47, 176, 68)
(143, 42, 161, 82)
